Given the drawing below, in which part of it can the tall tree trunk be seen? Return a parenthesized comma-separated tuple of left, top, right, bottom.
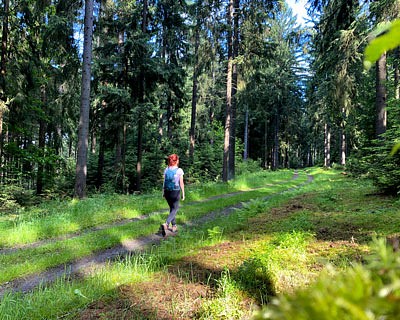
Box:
(118, 30, 128, 194)
(167, 98, 173, 140)
(36, 122, 46, 194)
(0, 0, 8, 82)
(115, 130, 122, 170)
(395, 48, 399, 100)
(95, 0, 108, 191)
(324, 122, 331, 168)
(37, 86, 47, 195)
(75, 0, 94, 199)
(264, 117, 268, 168)
(284, 142, 289, 168)
(135, 0, 148, 192)
(189, 21, 200, 165)
(209, 61, 216, 146)
(122, 121, 127, 193)
(96, 102, 106, 189)
(272, 113, 279, 170)
(228, 0, 239, 179)
(157, 115, 162, 144)
(136, 113, 143, 191)
(375, 52, 387, 138)
(243, 106, 248, 161)
(0, 0, 9, 183)
(340, 108, 346, 166)
(223, 0, 233, 182)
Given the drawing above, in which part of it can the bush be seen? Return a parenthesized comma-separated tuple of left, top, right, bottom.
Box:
(236, 159, 262, 175)
(252, 238, 400, 320)
(348, 137, 400, 195)
(0, 183, 23, 215)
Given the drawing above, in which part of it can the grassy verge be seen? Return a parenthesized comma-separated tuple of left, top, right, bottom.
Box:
(0, 170, 304, 284)
(0, 170, 295, 248)
(2, 168, 398, 319)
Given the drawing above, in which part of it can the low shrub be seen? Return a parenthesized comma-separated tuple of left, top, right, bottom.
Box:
(0, 183, 23, 215)
(253, 238, 400, 320)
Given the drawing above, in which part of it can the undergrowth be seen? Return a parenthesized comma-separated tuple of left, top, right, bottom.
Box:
(254, 238, 400, 320)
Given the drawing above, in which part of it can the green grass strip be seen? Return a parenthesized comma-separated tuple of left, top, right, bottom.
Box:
(0, 170, 295, 248)
(0, 173, 308, 284)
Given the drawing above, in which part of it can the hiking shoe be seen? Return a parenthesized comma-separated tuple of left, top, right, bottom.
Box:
(161, 223, 169, 237)
(171, 225, 177, 233)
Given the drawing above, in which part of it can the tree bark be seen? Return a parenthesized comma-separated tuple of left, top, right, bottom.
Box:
(223, 0, 233, 182)
(394, 48, 399, 100)
(0, 0, 8, 80)
(158, 113, 164, 143)
(75, 0, 94, 199)
(340, 108, 346, 166)
(118, 30, 128, 194)
(272, 113, 279, 170)
(135, 0, 148, 192)
(189, 20, 200, 165)
(375, 52, 387, 138)
(0, 0, 9, 182)
(264, 118, 268, 168)
(37, 85, 47, 195)
(228, 0, 239, 179)
(122, 121, 127, 194)
(96, 102, 106, 189)
(324, 122, 331, 168)
(243, 106, 248, 161)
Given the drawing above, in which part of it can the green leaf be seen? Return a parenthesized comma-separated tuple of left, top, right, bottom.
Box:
(74, 289, 88, 299)
(390, 143, 400, 156)
(364, 20, 400, 70)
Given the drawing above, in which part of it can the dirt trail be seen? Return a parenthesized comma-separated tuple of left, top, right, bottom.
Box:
(0, 172, 313, 298)
(0, 173, 297, 255)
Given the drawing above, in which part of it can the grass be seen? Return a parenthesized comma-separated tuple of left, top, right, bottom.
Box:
(0, 170, 295, 248)
(0, 170, 303, 284)
(0, 168, 399, 319)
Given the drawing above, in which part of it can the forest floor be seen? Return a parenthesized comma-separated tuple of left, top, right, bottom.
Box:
(0, 172, 312, 301)
(3, 170, 400, 319)
(79, 194, 316, 320)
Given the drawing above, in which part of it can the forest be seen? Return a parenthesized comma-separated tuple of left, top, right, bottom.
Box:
(0, 0, 398, 206)
(1, 1, 400, 318)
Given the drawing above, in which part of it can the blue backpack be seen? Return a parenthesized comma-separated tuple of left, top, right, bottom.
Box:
(164, 167, 179, 191)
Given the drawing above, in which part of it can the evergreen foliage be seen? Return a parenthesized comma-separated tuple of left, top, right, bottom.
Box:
(0, 1, 399, 200)
(347, 17, 400, 195)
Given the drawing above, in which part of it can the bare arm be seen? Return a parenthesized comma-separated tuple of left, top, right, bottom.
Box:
(162, 173, 165, 197)
(179, 175, 185, 200)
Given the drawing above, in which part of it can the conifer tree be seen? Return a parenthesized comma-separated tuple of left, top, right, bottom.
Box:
(75, 0, 94, 198)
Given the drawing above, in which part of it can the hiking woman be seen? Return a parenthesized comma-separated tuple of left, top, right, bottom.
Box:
(162, 154, 185, 236)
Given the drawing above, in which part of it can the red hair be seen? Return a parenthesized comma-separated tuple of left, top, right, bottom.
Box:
(168, 154, 179, 166)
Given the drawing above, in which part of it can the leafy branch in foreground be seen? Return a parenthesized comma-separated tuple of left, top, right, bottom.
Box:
(363, 19, 400, 156)
(364, 20, 400, 70)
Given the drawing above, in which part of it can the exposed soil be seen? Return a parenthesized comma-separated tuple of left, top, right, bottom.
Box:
(78, 240, 262, 320)
(78, 273, 210, 320)
(0, 172, 314, 311)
